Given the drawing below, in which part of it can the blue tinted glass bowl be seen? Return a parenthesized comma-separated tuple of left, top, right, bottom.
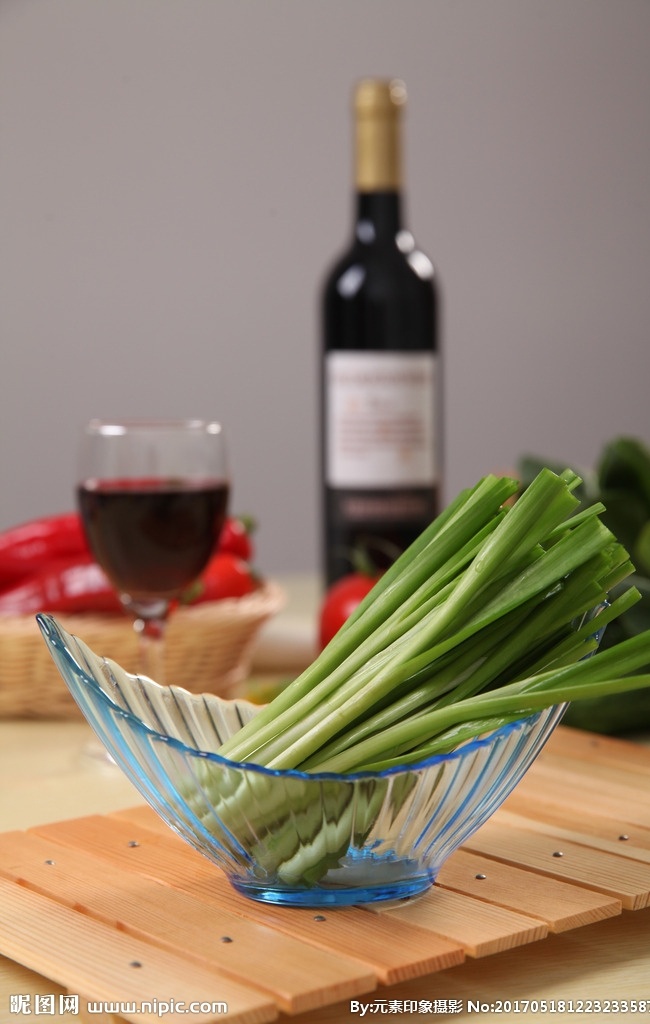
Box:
(38, 613, 568, 908)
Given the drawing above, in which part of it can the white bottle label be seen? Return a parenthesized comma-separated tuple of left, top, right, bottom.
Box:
(325, 351, 437, 488)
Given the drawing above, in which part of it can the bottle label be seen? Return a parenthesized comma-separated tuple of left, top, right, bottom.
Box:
(325, 351, 437, 488)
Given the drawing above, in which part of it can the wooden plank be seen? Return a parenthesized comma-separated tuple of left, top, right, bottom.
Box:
(113, 805, 466, 985)
(116, 803, 203, 835)
(497, 807, 650, 862)
(518, 730, 650, 834)
(436, 848, 622, 931)
(370, 886, 548, 958)
(0, 876, 276, 1024)
(278, 910, 650, 1024)
(466, 820, 650, 910)
(541, 750, 650, 792)
(502, 792, 650, 851)
(190, 868, 465, 985)
(0, 722, 644, 1021)
(511, 762, 650, 828)
(527, 758, 650, 812)
(40, 809, 464, 986)
(0, 956, 71, 1024)
(0, 830, 376, 1015)
(547, 726, 650, 773)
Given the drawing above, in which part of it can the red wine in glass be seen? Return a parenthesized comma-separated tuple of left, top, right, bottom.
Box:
(77, 419, 230, 683)
(77, 477, 229, 604)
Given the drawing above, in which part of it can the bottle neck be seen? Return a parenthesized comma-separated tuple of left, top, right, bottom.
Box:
(352, 80, 405, 241)
(354, 192, 402, 240)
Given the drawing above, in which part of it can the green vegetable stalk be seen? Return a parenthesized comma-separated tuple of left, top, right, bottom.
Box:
(183, 467, 650, 885)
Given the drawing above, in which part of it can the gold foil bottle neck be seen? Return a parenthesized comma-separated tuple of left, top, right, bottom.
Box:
(354, 78, 405, 191)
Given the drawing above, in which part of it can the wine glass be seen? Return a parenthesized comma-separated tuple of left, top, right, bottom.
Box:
(76, 418, 230, 684)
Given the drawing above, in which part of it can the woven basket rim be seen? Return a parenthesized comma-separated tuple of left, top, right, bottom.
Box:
(0, 579, 286, 633)
(0, 580, 287, 718)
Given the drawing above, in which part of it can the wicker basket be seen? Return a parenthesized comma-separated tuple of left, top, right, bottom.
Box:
(0, 582, 285, 720)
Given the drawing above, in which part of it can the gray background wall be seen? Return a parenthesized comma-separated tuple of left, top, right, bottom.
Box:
(1, 0, 649, 577)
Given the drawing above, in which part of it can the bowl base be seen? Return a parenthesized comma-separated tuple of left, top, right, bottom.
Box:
(229, 873, 435, 908)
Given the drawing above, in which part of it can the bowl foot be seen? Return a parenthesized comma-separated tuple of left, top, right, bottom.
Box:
(229, 873, 434, 907)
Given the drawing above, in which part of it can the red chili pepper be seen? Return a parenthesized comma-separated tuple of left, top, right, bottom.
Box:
(181, 552, 259, 605)
(0, 556, 122, 616)
(0, 507, 259, 615)
(0, 513, 90, 588)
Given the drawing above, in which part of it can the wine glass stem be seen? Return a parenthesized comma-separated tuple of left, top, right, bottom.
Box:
(134, 616, 167, 683)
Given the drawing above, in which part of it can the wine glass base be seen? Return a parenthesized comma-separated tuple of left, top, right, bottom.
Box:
(81, 736, 117, 767)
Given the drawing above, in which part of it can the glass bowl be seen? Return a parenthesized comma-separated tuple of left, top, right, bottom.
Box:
(38, 612, 568, 908)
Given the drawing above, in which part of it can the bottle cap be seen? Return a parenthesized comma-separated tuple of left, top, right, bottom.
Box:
(354, 78, 407, 116)
(354, 79, 405, 191)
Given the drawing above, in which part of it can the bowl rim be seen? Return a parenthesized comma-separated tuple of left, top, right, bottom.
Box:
(37, 612, 561, 782)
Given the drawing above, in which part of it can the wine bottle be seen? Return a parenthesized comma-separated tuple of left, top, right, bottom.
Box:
(321, 78, 440, 586)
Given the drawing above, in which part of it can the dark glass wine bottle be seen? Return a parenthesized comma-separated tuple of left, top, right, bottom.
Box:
(321, 78, 440, 586)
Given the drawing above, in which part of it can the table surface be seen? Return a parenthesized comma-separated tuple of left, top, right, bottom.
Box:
(1, 574, 649, 1024)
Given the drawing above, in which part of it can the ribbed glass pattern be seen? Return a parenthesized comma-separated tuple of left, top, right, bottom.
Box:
(38, 613, 566, 907)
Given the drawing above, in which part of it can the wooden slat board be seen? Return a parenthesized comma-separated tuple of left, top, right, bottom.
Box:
(0, 725, 649, 1023)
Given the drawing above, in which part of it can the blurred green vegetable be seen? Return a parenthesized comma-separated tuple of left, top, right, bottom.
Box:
(518, 436, 650, 735)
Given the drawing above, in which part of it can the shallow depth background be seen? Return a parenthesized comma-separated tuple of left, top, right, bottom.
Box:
(1, 0, 649, 577)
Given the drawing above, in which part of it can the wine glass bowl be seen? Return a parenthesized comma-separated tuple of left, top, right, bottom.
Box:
(38, 613, 567, 908)
(77, 419, 229, 681)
